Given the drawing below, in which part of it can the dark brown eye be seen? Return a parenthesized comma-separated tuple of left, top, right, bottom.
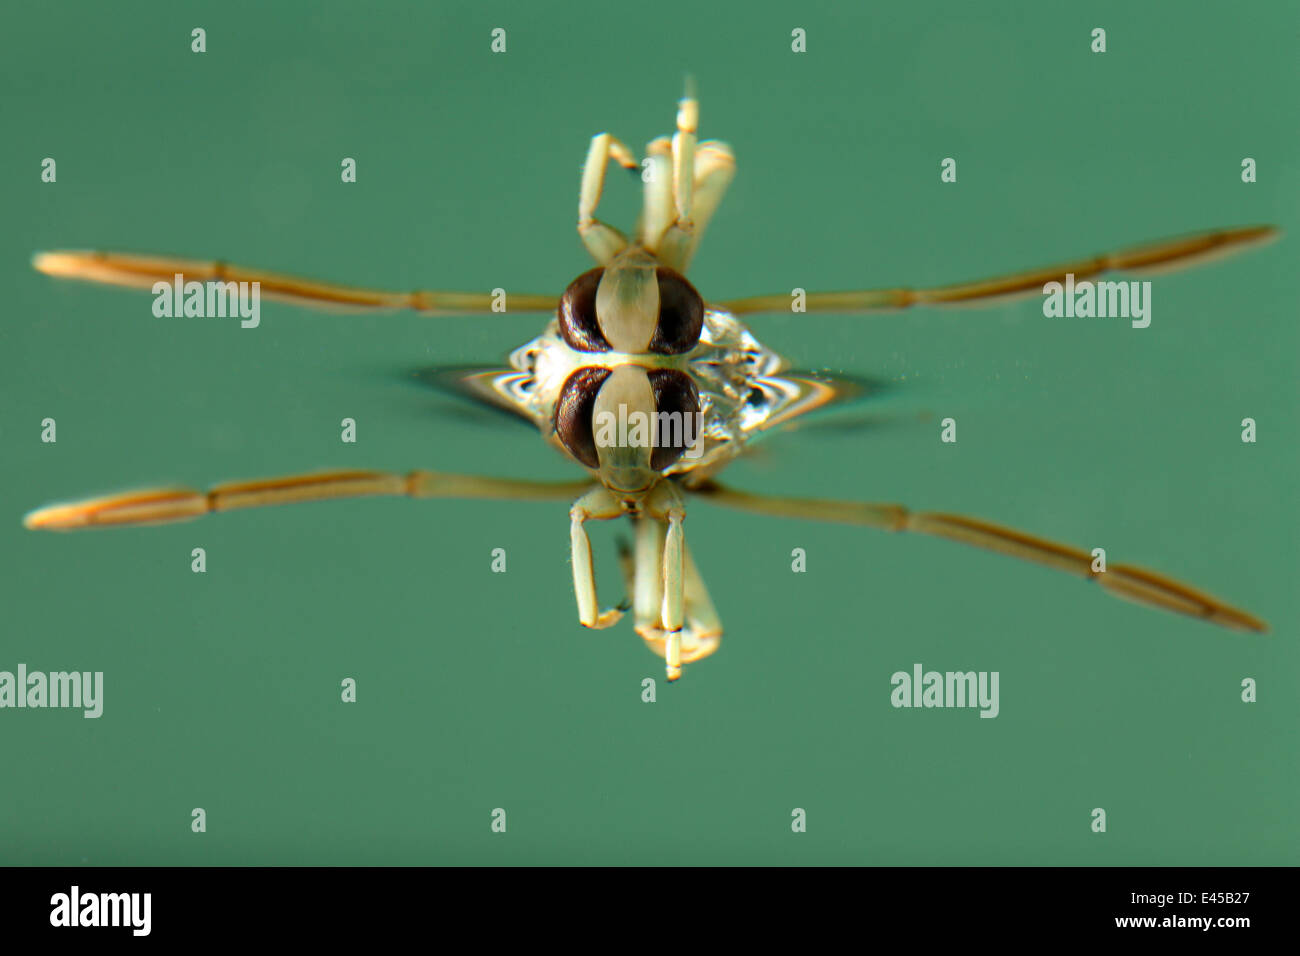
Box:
(649, 267, 704, 355)
(647, 369, 701, 470)
(558, 268, 610, 353)
(554, 367, 612, 468)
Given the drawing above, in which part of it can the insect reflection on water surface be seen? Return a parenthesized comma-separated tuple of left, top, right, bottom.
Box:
(26, 88, 1275, 681)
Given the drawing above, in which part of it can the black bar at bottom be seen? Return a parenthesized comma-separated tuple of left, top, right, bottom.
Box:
(1, 866, 1287, 941)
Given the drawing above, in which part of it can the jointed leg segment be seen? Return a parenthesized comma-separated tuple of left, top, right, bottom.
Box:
(569, 486, 628, 629)
(25, 470, 594, 530)
(630, 515, 723, 681)
(579, 87, 736, 272)
(578, 132, 638, 264)
(566, 480, 715, 680)
(691, 482, 1267, 633)
(32, 252, 559, 314)
(717, 226, 1279, 316)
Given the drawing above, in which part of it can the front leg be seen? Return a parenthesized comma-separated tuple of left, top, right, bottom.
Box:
(570, 485, 627, 629)
(646, 482, 687, 679)
(578, 132, 638, 264)
(630, 514, 723, 682)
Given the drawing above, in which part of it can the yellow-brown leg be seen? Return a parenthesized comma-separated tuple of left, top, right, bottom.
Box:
(717, 225, 1278, 315)
(691, 481, 1267, 633)
(26, 469, 592, 530)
